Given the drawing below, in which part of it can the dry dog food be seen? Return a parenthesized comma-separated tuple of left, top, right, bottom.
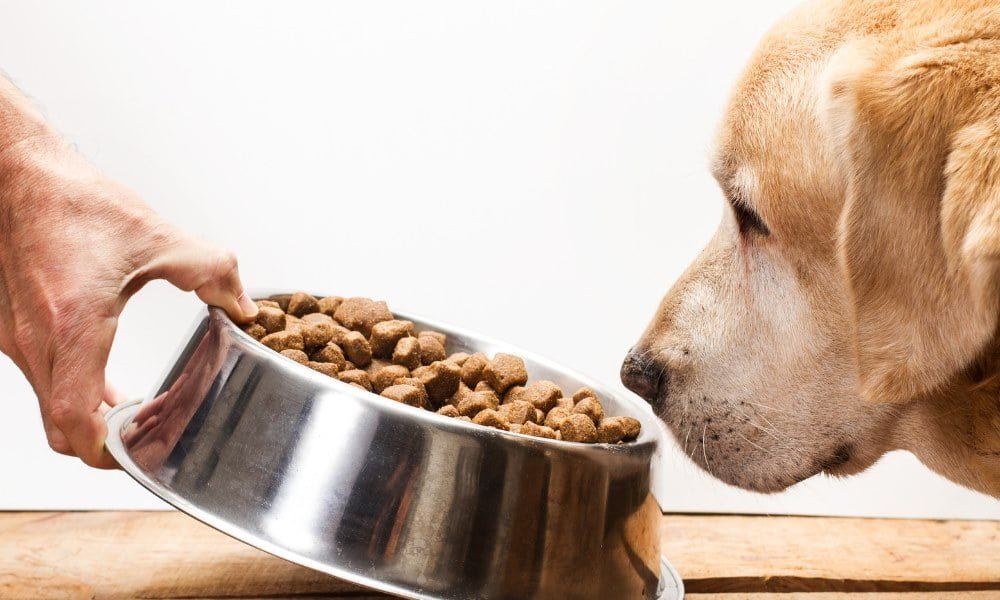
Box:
(243, 293, 641, 444)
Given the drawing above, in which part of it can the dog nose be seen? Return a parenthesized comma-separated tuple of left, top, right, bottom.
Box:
(620, 347, 666, 405)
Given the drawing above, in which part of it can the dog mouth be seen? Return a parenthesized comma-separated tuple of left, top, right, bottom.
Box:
(815, 444, 854, 476)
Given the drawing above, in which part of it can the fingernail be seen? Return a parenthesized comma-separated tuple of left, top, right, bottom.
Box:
(238, 293, 258, 318)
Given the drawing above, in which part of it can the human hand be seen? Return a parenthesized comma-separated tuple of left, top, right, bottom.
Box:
(0, 135, 257, 468)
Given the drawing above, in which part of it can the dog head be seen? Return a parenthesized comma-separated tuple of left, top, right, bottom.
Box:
(622, 0, 1000, 495)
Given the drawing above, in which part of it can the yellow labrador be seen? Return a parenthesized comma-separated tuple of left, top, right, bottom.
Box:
(621, 0, 1000, 497)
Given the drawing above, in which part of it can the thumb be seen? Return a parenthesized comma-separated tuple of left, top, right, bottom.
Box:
(145, 235, 257, 323)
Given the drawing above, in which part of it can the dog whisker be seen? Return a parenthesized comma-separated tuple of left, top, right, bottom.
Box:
(701, 423, 714, 476)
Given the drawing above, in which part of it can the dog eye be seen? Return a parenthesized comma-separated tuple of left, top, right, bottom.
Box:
(729, 195, 770, 236)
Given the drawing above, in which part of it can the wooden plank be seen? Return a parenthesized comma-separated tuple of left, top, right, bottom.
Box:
(0, 512, 998, 598)
(663, 515, 1000, 594)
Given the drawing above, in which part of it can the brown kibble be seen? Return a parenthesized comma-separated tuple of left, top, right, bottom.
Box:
(572, 387, 597, 402)
(560, 413, 598, 443)
(572, 397, 605, 424)
(437, 404, 460, 418)
(418, 335, 447, 365)
(307, 361, 339, 377)
(371, 364, 410, 393)
(473, 409, 509, 431)
(474, 381, 495, 393)
(328, 322, 352, 345)
(269, 295, 292, 311)
(419, 360, 462, 402)
(244, 323, 267, 340)
(394, 377, 427, 394)
(338, 369, 372, 391)
(301, 315, 338, 349)
(455, 416, 473, 422)
(256, 300, 280, 310)
(284, 314, 304, 332)
(451, 382, 475, 406)
(457, 392, 496, 417)
(520, 421, 558, 440)
(484, 353, 528, 394)
(509, 423, 522, 434)
(381, 384, 426, 408)
(535, 409, 545, 423)
(341, 331, 373, 368)
(311, 342, 347, 370)
(520, 380, 562, 413)
(370, 320, 414, 358)
(280, 349, 309, 364)
(334, 297, 394, 337)
(446, 352, 470, 366)
(419, 331, 447, 347)
(255, 306, 286, 334)
(504, 386, 527, 404)
(460, 353, 489, 388)
(620, 416, 642, 441)
(392, 337, 422, 370)
(501, 400, 537, 425)
(261, 330, 304, 352)
(597, 417, 627, 443)
(544, 406, 573, 430)
(348, 382, 368, 391)
(343, 361, 355, 371)
(287, 291, 320, 317)
(555, 396, 575, 410)
(317, 296, 343, 317)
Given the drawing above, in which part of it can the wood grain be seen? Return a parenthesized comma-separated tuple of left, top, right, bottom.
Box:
(0, 511, 997, 598)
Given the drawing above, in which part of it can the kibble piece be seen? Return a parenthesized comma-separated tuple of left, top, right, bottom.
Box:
(572, 397, 605, 425)
(555, 396, 575, 410)
(446, 352, 470, 366)
(343, 361, 355, 370)
(535, 409, 545, 423)
(419, 360, 462, 403)
(597, 417, 627, 443)
(370, 320, 414, 358)
(460, 353, 489, 388)
(261, 330, 304, 352)
(509, 424, 522, 434)
(317, 296, 343, 317)
(284, 314, 304, 332)
(394, 377, 427, 394)
(572, 387, 597, 402)
(255, 306, 286, 334)
(521, 380, 562, 413)
(311, 342, 347, 371)
(334, 297, 394, 337)
(371, 364, 410, 393)
(483, 353, 528, 394)
(473, 385, 500, 409)
(338, 369, 372, 391)
(307, 361, 339, 377)
(392, 337, 422, 370)
(473, 409, 509, 431)
(301, 315, 337, 349)
(437, 404, 460, 418)
(504, 386, 527, 404)
(620, 416, 642, 441)
(418, 335, 447, 365)
(341, 331, 373, 368)
(244, 323, 267, 340)
(328, 322, 352, 345)
(287, 291, 320, 317)
(418, 331, 447, 347)
(560, 413, 598, 443)
(520, 421, 558, 440)
(455, 416, 473, 423)
(348, 382, 368, 391)
(502, 400, 537, 425)
(544, 406, 573, 430)
(280, 349, 309, 364)
(457, 392, 496, 417)
(381, 384, 426, 408)
(256, 299, 281, 309)
(451, 382, 475, 406)
(270, 294, 292, 311)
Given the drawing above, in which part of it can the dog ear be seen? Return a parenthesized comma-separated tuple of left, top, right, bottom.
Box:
(822, 31, 1000, 404)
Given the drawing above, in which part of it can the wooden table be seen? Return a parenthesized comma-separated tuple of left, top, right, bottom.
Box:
(1, 511, 997, 599)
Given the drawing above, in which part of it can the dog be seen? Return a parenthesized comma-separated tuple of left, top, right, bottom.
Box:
(621, 0, 1000, 498)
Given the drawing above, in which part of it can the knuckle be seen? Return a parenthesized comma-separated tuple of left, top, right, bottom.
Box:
(48, 400, 79, 431)
(46, 434, 72, 455)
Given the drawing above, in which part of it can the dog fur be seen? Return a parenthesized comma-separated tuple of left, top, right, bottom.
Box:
(623, 0, 1000, 497)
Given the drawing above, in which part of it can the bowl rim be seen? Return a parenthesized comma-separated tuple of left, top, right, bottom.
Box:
(225, 291, 661, 456)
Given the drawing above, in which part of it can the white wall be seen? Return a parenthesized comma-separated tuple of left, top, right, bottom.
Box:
(0, 0, 996, 518)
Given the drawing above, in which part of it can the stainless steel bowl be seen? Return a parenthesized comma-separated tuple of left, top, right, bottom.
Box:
(105, 301, 674, 599)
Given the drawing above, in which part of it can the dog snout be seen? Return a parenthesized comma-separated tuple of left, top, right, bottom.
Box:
(620, 347, 667, 407)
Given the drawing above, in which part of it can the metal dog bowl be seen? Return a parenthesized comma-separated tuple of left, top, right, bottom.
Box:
(105, 301, 681, 599)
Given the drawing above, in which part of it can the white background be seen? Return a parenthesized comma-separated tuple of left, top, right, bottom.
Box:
(0, 1, 996, 518)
